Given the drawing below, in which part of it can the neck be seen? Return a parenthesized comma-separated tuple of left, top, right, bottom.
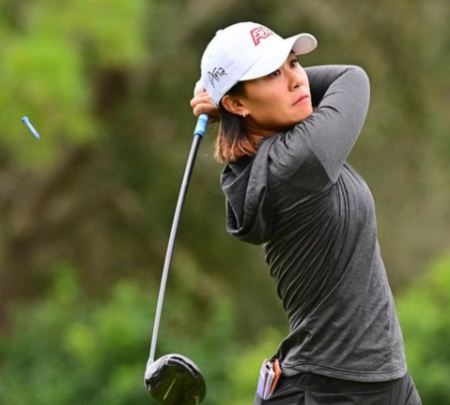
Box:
(245, 120, 280, 140)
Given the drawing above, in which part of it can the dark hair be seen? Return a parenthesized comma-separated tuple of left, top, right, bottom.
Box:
(214, 82, 260, 163)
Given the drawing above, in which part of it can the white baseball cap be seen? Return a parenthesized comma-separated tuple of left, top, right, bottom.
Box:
(200, 22, 317, 105)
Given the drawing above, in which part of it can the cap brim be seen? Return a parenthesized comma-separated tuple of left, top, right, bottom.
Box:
(240, 33, 317, 81)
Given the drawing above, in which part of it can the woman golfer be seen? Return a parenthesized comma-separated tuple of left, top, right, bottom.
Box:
(191, 22, 422, 405)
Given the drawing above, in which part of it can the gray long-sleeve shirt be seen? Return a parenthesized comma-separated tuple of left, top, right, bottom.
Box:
(221, 65, 407, 382)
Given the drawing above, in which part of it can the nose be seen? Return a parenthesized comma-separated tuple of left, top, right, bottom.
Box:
(287, 67, 302, 91)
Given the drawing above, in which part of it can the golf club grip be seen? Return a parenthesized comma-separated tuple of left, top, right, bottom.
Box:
(194, 113, 208, 137)
(147, 115, 209, 368)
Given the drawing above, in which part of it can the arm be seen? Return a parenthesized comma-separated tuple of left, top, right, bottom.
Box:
(305, 65, 356, 108)
(273, 65, 370, 184)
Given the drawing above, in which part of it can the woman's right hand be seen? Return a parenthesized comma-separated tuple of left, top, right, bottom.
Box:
(190, 83, 220, 123)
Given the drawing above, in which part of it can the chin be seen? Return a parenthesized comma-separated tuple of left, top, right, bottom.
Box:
(296, 109, 313, 123)
(278, 121, 299, 132)
(288, 113, 311, 127)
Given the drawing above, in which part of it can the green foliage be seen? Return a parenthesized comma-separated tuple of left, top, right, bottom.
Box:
(0, 260, 285, 405)
(0, 0, 148, 168)
(397, 254, 450, 405)
(7, 257, 450, 405)
(0, 263, 244, 405)
(0, 36, 92, 166)
(220, 329, 284, 405)
(29, 0, 147, 67)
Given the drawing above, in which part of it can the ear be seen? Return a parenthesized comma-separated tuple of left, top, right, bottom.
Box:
(221, 95, 249, 117)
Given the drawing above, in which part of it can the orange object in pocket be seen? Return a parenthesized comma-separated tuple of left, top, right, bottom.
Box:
(269, 358, 282, 396)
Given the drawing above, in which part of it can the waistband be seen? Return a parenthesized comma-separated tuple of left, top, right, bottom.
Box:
(282, 372, 404, 393)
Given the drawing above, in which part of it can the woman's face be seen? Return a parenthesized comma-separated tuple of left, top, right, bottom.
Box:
(240, 53, 313, 136)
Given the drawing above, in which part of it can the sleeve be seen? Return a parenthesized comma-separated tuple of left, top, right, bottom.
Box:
(269, 65, 370, 187)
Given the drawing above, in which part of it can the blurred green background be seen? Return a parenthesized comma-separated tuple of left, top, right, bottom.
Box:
(0, 0, 449, 403)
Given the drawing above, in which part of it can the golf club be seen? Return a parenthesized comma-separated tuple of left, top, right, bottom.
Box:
(144, 114, 209, 405)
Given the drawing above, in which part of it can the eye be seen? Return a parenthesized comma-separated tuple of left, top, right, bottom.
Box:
(268, 69, 281, 78)
(290, 59, 299, 67)
(267, 69, 281, 78)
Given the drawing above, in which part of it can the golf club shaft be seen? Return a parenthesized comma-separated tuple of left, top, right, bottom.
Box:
(147, 114, 208, 367)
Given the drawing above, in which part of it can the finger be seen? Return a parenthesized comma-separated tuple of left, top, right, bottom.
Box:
(190, 94, 214, 108)
(193, 103, 220, 118)
(193, 103, 213, 116)
(190, 97, 201, 108)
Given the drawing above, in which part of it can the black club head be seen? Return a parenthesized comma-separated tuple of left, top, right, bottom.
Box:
(145, 354, 206, 405)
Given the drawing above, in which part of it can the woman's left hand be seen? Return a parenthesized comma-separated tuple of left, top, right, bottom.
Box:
(190, 82, 220, 123)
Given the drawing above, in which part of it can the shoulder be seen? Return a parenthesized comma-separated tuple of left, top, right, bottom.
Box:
(267, 130, 332, 191)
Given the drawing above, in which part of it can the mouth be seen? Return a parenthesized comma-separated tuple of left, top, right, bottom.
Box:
(294, 95, 310, 105)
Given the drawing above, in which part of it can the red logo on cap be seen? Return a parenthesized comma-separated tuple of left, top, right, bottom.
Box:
(250, 26, 273, 46)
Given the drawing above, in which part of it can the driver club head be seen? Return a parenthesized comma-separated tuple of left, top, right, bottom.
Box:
(145, 354, 206, 405)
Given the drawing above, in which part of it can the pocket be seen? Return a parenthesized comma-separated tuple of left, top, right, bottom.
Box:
(269, 377, 306, 404)
(253, 378, 306, 405)
(305, 387, 392, 405)
(392, 374, 423, 405)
